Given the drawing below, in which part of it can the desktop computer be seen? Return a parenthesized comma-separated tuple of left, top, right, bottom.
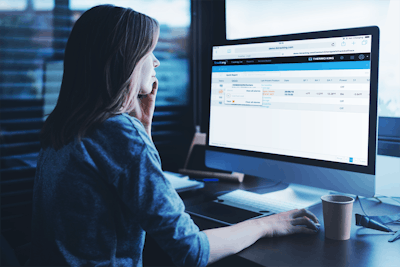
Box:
(187, 27, 380, 225)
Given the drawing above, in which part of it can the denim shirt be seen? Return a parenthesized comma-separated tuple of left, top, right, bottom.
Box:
(29, 113, 209, 267)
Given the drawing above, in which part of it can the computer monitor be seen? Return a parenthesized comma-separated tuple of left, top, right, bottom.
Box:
(205, 26, 379, 197)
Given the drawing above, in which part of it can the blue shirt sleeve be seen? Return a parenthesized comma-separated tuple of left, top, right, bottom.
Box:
(94, 114, 210, 267)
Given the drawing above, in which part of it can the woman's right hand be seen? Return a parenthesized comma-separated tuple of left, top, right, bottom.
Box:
(129, 78, 158, 137)
(203, 208, 320, 265)
(257, 208, 320, 238)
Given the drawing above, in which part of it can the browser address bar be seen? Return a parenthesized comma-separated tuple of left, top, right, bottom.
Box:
(234, 42, 336, 54)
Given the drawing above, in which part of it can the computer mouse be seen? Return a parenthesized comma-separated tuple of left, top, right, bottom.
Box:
(300, 222, 320, 232)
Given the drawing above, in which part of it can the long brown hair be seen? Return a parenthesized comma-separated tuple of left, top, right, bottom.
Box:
(41, 4, 159, 150)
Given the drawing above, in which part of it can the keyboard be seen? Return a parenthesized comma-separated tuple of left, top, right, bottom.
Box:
(216, 189, 308, 214)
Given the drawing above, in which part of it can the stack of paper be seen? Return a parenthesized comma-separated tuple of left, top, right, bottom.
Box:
(164, 171, 204, 193)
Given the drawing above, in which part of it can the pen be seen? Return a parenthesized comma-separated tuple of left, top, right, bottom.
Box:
(195, 178, 219, 182)
(388, 231, 400, 243)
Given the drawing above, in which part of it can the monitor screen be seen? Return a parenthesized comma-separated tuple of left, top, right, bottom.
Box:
(206, 27, 379, 196)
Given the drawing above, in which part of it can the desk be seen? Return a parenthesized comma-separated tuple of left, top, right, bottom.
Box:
(181, 175, 400, 267)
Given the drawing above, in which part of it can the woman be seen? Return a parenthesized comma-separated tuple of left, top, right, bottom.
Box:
(30, 4, 319, 267)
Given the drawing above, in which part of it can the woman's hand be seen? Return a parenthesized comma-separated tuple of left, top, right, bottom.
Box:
(203, 208, 320, 265)
(257, 208, 320, 238)
(129, 78, 158, 137)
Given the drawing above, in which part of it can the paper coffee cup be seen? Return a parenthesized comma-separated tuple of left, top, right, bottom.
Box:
(321, 195, 355, 240)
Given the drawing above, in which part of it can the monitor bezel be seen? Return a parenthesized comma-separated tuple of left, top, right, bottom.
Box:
(205, 26, 379, 175)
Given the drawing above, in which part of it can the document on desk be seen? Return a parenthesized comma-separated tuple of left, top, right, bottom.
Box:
(164, 171, 204, 193)
(261, 183, 331, 209)
(187, 183, 330, 226)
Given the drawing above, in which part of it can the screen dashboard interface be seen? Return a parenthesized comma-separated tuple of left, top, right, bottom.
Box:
(209, 34, 372, 166)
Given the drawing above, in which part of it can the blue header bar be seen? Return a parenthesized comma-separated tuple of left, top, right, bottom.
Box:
(212, 61, 370, 72)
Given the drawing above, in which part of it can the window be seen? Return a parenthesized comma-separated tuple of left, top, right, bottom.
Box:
(225, 0, 399, 157)
(226, 0, 400, 118)
(1, 3, 194, 261)
(0, 0, 194, 174)
(0, 1, 59, 263)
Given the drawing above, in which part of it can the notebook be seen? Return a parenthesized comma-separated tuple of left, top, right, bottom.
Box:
(164, 171, 204, 193)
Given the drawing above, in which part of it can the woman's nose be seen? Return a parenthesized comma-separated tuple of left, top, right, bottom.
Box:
(153, 55, 160, 68)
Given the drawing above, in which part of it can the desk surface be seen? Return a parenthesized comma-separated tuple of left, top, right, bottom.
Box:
(181, 175, 400, 267)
